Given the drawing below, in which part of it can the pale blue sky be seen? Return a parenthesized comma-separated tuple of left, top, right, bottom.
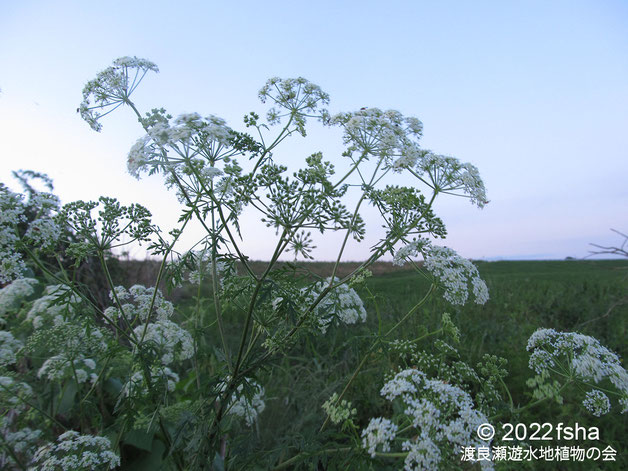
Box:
(1, 0, 627, 260)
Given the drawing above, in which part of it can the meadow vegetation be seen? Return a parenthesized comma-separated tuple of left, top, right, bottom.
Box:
(0, 56, 626, 470)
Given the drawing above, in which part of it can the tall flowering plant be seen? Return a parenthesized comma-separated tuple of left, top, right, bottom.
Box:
(0, 57, 625, 469)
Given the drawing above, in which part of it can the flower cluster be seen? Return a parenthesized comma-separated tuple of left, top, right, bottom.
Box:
(392, 238, 431, 267)
(104, 284, 173, 322)
(0, 331, 23, 367)
(363, 368, 493, 470)
(37, 356, 98, 384)
(423, 246, 488, 305)
(0, 278, 38, 318)
(26, 284, 81, 329)
(186, 250, 229, 286)
(322, 392, 356, 425)
(133, 319, 194, 365)
(32, 430, 120, 470)
(306, 277, 367, 333)
(25, 214, 60, 249)
(2, 427, 42, 465)
(361, 417, 398, 457)
(393, 240, 488, 305)
(121, 365, 180, 398)
(527, 328, 628, 414)
(259, 77, 329, 135)
(415, 152, 488, 208)
(127, 110, 233, 179)
(79, 56, 159, 132)
(582, 390, 611, 417)
(0, 376, 33, 422)
(0, 186, 58, 282)
(59, 197, 153, 251)
(0, 185, 27, 283)
(330, 108, 422, 163)
(220, 379, 266, 426)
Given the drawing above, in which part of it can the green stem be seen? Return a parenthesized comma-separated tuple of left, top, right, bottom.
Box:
(0, 382, 66, 430)
(492, 380, 572, 420)
(319, 284, 435, 433)
(384, 284, 435, 337)
(69, 360, 86, 429)
(97, 251, 138, 343)
(0, 438, 27, 471)
(232, 228, 289, 377)
(210, 206, 232, 371)
(273, 447, 352, 470)
(498, 376, 514, 412)
(22, 247, 131, 341)
(80, 354, 113, 406)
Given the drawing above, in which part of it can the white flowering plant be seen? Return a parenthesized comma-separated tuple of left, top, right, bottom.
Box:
(0, 56, 625, 469)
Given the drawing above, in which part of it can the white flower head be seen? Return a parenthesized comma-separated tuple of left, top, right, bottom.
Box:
(0, 331, 23, 367)
(527, 328, 628, 414)
(0, 186, 27, 283)
(258, 77, 329, 135)
(25, 218, 60, 249)
(361, 417, 398, 457)
(4, 427, 42, 461)
(362, 369, 491, 469)
(306, 277, 367, 333)
(0, 277, 38, 317)
(187, 250, 228, 286)
(133, 319, 194, 365)
(127, 108, 232, 180)
(583, 390, 611, 417)
(392, 238, 431, 267)
(80, 56, 159, 132)
(423, 245, 488, 305)
(402, 437, 441, 471)
(0, 250, 26, 284)
(219, 378, 266, 426)
(416, 152, 488, 208)
(106, 284, 173, 322)
(26, 284, 81, 329)
(121, 365, 180, 398)
(32, 430, 120, 470)
(37, 355, 98, 384)
(330, 108, 423, 163)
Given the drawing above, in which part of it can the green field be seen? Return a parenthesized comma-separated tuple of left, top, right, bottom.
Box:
(222, 259, 628, 469)
(16, 257, 626, 469)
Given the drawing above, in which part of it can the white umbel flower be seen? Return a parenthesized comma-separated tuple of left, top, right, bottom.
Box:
(307, 277, 367, 333)
(32, 430, 120, 470)
(362, 368, 493, 470)
(527, 328, 628, 413)
(106, 285, 173, 321)
(0, 331, 23, 366)
(0, 278, 38, 317)
(219, 378, 266, 426)
(402, 437, 441, 471)
(583, 390, 611, 417)
(361, 417, 398, 457)
(133, 320, 194, 365)
(121, 365, 180, 398)
(423, 246, 488, 305)
(37, 355, 98, 384)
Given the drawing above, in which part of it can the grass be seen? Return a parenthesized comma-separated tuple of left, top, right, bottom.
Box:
(117, 258, 628, 469)
(229, 259, 628, 469)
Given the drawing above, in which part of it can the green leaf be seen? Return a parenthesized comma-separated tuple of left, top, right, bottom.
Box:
(104, 377, 123, 396)
(213, 453, 225, 471)
(124, 439, 165, 471)
(57, 381, 77, 415)
(123, 429, 156, 453)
